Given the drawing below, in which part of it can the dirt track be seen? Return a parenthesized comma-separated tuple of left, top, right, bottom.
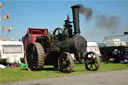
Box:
(1, 70, 128, 85)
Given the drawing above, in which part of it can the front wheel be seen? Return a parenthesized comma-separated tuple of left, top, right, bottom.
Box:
(84, 52, 100, 71)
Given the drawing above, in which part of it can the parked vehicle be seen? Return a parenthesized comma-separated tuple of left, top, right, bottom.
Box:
(100, 46, 128, 63)
(0, 41, 24, 64)
(86, 42, 101, 57)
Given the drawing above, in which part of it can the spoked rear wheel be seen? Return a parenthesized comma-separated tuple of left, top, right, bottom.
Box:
(85, 52, 100, 71)
(58, 52, 74, 73)
(24, 42, 45, 71)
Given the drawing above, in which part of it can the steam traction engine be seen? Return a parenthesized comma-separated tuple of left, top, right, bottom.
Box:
(25, 5, 100, 73)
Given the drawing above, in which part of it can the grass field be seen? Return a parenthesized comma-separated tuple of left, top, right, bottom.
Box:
(0, 62, 128, 83)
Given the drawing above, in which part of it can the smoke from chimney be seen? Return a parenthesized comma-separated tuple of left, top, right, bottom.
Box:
(77, 4, 93, 21)
(95, 14, 120, 30)
(77, 4, 120, 36)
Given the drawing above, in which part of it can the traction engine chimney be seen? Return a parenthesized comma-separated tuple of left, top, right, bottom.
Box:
(71, 5, 80, 34)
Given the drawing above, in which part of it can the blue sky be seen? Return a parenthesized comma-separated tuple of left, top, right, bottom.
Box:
(0, 0, 128, 43)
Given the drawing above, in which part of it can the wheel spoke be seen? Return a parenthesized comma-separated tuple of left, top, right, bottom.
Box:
(90, 64, 93, 70)
(94, 63, 97, 68)
(90, 53, 94, 58)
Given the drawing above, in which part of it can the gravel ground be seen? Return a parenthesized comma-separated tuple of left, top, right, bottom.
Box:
(1, 70, 128, 85)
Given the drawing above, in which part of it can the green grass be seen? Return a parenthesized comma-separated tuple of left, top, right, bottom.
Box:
(0, 62, 128, 83)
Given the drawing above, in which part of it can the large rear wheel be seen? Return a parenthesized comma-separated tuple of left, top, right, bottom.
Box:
(24, 42, 45, 71)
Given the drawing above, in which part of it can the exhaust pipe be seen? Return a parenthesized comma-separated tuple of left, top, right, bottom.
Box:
(71, 5, 80, 34)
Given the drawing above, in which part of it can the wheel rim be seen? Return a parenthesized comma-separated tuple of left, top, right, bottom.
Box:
(85, 52, 100, 71)
(58, 52, 74, 73)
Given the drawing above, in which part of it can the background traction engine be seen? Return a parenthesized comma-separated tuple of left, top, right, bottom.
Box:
(25, 5, 100, 73)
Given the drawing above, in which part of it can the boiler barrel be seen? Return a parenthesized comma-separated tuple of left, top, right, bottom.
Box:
(54, 34, 87, 53)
